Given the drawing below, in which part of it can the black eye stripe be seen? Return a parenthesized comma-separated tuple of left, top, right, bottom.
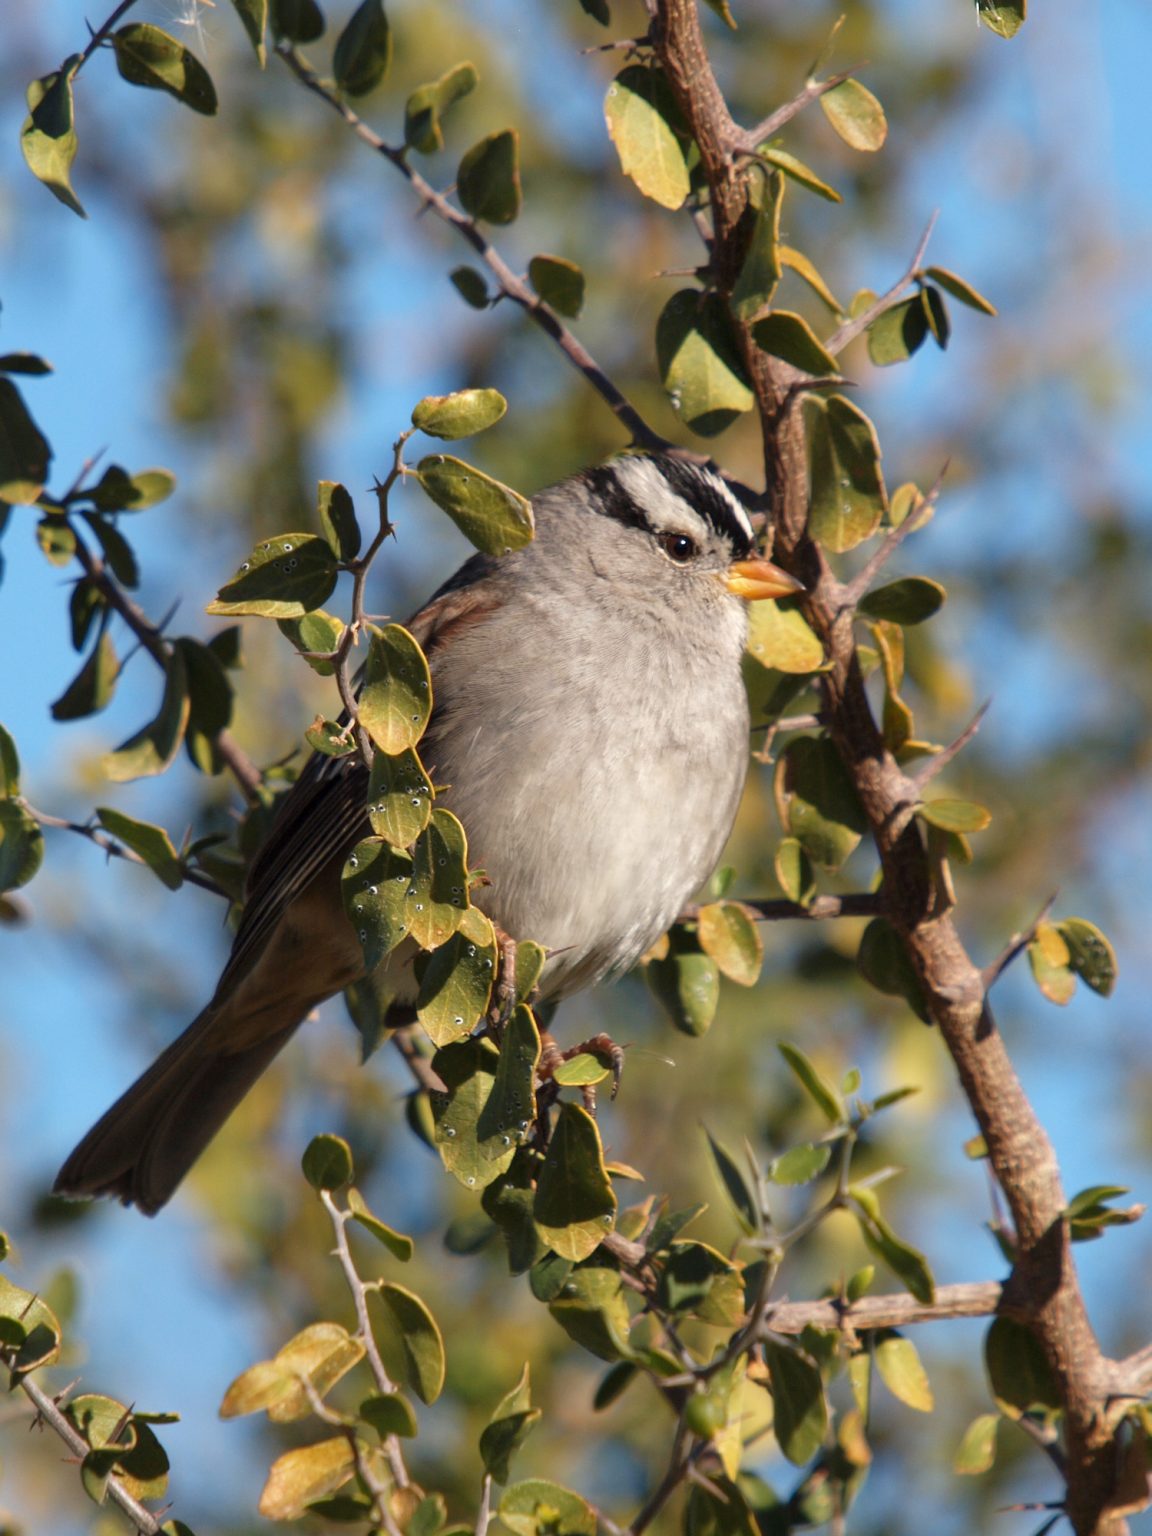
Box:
(583, 465, 651, 533)
(646, 455, 754, 557)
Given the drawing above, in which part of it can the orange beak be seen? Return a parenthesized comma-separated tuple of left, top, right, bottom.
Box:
(725, 556, 805, 602)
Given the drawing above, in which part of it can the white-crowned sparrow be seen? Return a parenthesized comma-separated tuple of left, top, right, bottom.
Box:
(55, 451, 800, 1212)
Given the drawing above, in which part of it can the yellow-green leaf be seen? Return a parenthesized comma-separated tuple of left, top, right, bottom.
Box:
(805, 394, 887, 553)
(206, 532, 338, 619)
(220, 1322, 364, 1422)
(258, 1437, 357, 1520)
(360, 623, 431, 755)
(534, 1102, 617, 1261)
(342, 836, 414, 971)
(367, 745, 433, 847)
(412, 388, 507, 439)
(753, 311, 837, 375)
(21, 65, 86, 218)
(407, 809, 470, 948)
(430, 1037, 518, 1189)
(976, 0, 1026, 40)
(954, 1412, 1000, 1475)
(778, 734, 868, 871)
(917, 798, 992, 834)
(404, 61, 477, 153)
(859, 576, 946, 626)
(656, 289, 754, 438)
(819, 77, 887, 152)
(696, 901, 763, 986)
(499, 1480, 596, 1536)
(779, 245, 843, 313)
(866, 297, 929, 367)
(757, 145, 841, 203)
(113, 24, 218, 114)
(874, 1330, 934, 1412)
(416, 927, 496, 1046)
(95, 808, 183, 891)
(1058, 917, 1116, 998)
(604, 65, 689, 210)
(417, 455, 534, 555)
(763, 1339, 827, 1465)
(731, 172, 782, 321)
(923, 265, 997, 316)
(745, 599, 824, 673)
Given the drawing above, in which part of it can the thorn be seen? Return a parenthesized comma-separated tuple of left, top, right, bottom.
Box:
(981, 890, 1060, 991)
(912, 699, 991, 788)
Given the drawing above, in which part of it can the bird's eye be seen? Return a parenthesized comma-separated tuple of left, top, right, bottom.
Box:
(658, 531, 698, 564)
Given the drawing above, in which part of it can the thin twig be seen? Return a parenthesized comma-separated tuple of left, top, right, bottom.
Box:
(22, 802, 227, 898)
(728, 67, 858, 154)
(759, 1280, 1004, 1337)
(824, 211, 939, 357)
(841, 462, 948, 607)
(627, 1419, 692, 1536)
(911, 700, 991, 788)
(275, 43, 666, 452)
(679, 893, 884, 924)
(19, 1372, 167, 1534)
(981, 892, 1060, 991)
(75, 0, 141, 74)
(319, 1189, 410, 1493)
(68, 520, 264, 801)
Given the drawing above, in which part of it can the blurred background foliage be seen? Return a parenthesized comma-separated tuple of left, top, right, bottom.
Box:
(1, 1, 1150, 1533)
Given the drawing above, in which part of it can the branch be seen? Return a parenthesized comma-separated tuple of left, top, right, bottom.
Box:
(19, 1373, 167, 1535)
(679, 893, 884, 924)
(75, 0, 141, 76)
(840, 461, 947, 606)
(824, 212, 939, 358)
(274, 44, 666, 452)
(22, 802, 227, 898)
(69, 519, 264, 801)
(761, 1280, 1004, 1337)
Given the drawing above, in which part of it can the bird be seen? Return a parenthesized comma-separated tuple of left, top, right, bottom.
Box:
(55, 450, 801, 1214)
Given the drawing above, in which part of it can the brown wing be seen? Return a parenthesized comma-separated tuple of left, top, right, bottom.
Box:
(212, 566, 499, 1001)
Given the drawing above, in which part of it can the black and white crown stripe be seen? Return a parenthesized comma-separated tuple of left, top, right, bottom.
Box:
(584, 453, 755, 560)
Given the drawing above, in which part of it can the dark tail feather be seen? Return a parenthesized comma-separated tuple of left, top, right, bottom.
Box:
(54, 1007, 300, 1215)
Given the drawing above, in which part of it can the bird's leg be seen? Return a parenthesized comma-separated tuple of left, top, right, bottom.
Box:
(535, 1029, 626, 1115)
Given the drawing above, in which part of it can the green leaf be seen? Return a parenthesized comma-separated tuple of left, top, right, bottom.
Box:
(415, 928, 495, 1047)
(84, 514, 139, 588)
(1028, 922, 1076, 1006)
(113, 25, 218, 115)
(753, 311, 837, 375)
(745, 598, 824, 673)
(348, 1187, 414, 1259)
(658, 1241, 743, 1326)
(206, 532, 338, 619)
(975, 0, 1026, 40)
(430, 1037, 518, 1190)
(984, 1316, 1059, 1418)
(412, 388, 507, 439)
(702, 1129, 758, 1234)
(36, 515, 75, 565)
(805, 394, 887, 552)
(858, 577, 946, 626)
(850, 1185, 935, 1304)
(0, 1273, 60, 1374)
(866, 297, 929, 367)
(528, 255, 586, 319)
(920, 285, 951, 349)
(499, 1480, 596, 1536)
(778, 1041, 844, 1123)
(270, 0, 326, 42)
(874, 1330, 934, 1411)
(604, 65, 690, 210)
(0, 724, 19, 798)
(731, 172, 782, 321)
(22, 65, 86, 218)
(763, 1339, 828, 1465)
(1058, 917, 1117, 998)
(647, 934, 719, 1036)
(95, 808, 183, 891)
(277, 609, 345, 676)
(857, 917, 931, 1022)
(301, 1132, 353, 1190)
(306, 718, 355, 756)
(774, 837, 816, 905)
(534, 1102, 617, 1261)
(360, 623, 432, 755)
(50, 631, 119, 721)
(0, 377, 52, 503)
(696, 902, 763, 986)
(770, 1142, 831, 1185)
(819, 78, 887, 151)
(779, 734, 868, 871)
(923, 265, 997, 316)
(552, 1054, 609, 1088)
(514, 940, 547, 1004)
(317, 480, 360, 560)
(757, 145, 841, 203)
(593, 1362, 637, 1410)
(333, 0, 391, 96)
(367, 745, 433, 847)
(656, 289, 754, 438)
(369, 1284, 445, 1404)
(476, 1004, 540, 1151)
(102, 646, 190, 781)
(258, 1437, 356, 1521)
(917, 798, 992, 834)
(359, 1392, 417, 1437)
(230, 0, 268, 65)
(457, 130, 521, 224)
(579, 0, 610, 22)
(480, 1364, 541, 1484)
(417, 455, 534, 555)
(407, 809, 470, 948)
(404, 61, 477, 153)
(0, 801, 45, 894)
(342, 837, 413, 971)
(450, 266, 489, 309)
(954, 1412, 1000, 1475)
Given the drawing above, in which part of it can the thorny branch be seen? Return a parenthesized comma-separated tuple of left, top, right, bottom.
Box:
(651, 4, 1130, 1532)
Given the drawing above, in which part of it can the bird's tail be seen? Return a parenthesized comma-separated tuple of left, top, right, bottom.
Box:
(53, 1002, 302, 1216)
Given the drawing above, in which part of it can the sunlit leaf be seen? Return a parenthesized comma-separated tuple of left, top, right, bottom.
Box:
(534, 1102, 617, 1261)
(874, 1331, 934, 1412)
(819, 77, 887, 151)
(369, 1283, 446, 1404)
(113, 25, 218, 114)
(656, 289, 754, 437)
(745, 599, 824, 673)
(604, 65, 690, 210)
(757, 145, 841, 203)
(696, 902, 763, 986)
(405, 61, 477, 153)
(417, 455, 534, 554)
(805, 394, 887, 552)
(923, 265, 997, 316)
(412, 388, 507, 439)
(95, 808, 183, 891)
(21, 64, 86, 218)
(258, 1437, 357, 1520)
(360, 623, 432, 755)
(206, 533, 338, 619)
